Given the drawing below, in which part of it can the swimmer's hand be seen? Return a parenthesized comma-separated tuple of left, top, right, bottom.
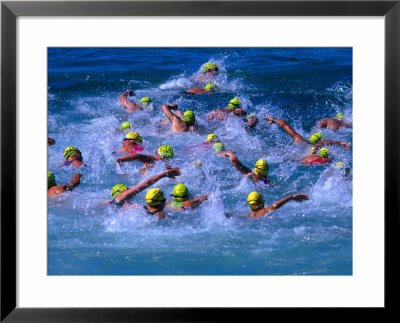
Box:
(126, 89, 134, 96)
(169, 104, 178, 110)
(340, 142, 351, 150)
(290, 193, 309, 202)
(264, 116, 275, 124)
(165, 168, 181, 178)
(116, 158, 123, 166)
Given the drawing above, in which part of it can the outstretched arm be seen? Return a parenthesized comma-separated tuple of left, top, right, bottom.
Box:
(251, 193, 308, 217)
(313, 140, 350, 152)
(184, 195, 208, 209)
(264, 116, 306, 143)
(161, 104, 180, 123)
(218, 151, 252, 175)
(116, 168, 181, 203)
(65, 173, 82, 191)
(119, 90, 134, 109)
(116, 153, 156, 165)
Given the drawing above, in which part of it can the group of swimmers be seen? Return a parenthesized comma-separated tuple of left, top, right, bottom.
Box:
(48, 62, 352, 219)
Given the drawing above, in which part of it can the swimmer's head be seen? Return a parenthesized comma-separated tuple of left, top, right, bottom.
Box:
(227, 98, 241, 111)
(308, 146, 316, 155)
(145, 188, 166, 206)
(48, 171, 56, 188)
(124, 132, 143, 145)
(204, 82, 217, 92)
(157, 145, 174, 160)
(334, 161, 351, 177)
(191, 160, 203, 169)
(335, 113, 344, 120)
(254, 159, 269, 177)
(140, 97, 152, 106)
(172, 183, 189, 202)
(203, 63, 218, 73)
(206, 133, 220, 143)
(119, 122, 131, 130)
(111, 184, 128, 199)
(64, 146, 81, 160)
(318, 147, 329, 158)
(247, 191, 265, 211)
(246, 114, 258, 128)
(308, 133, 323, 144)
(182, 110, 196, 124)
(213, 142, 225, 154)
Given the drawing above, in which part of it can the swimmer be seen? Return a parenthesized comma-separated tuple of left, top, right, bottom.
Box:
(315, 113, 352, 131)
(116, 144, 175, 176)
(139, 97, 152, 107)
(207, 98, 247, 120)
(299, 147, 332, 165)
(216, 148, 272, 184)
(58, 146, 87, 168)
(117, 121, 131, 133)
(264, 116, 350, 150)
(185, 82, 217, 95)
(144, 188, 169, 219)
(203, 133, 221, 146)
(167, 183, 208, 211)
(109, 168, 181, 218)
(48, 171, 82, 197)
(244, 114, 259, 129)
(161, 104, 198, 133)
(118, 131, 144, 154)
(197, 63, 219, 81)
(119, 89, 142, 112)
(246, 191, 308, 218)
(48, 137, 56, 146)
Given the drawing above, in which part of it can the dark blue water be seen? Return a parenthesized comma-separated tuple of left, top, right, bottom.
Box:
(48, 48, 352, 275)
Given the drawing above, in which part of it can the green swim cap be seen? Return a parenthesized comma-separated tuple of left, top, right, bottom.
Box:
(182, 110, 196, 124)
(308, 133, 323, 144)
(318, 147, 329, 158)
(157, 145, 174, 160)
(203, 63, 217, 72)
(145, 188, 166, 206)
(227, 98, 241, 111)
(254, 159, 269, 177)
(191, 160, 203, 169)
(119, 122, 131, 130)
(48, 171, 56, 189)
(213, 142, 225, 154)
(334, 161, 351, 177)
(206, 133, 220, 143)
(64, 146, 81, 160)
(335, 113, 344, 119)
(140, 97, 152, 106)
(172, 183, 189, 202)
(124, 132, 143, 145)
(111, 184, 128, 199)
(204, 82, 217, 92)
(247, 191, 265, 211)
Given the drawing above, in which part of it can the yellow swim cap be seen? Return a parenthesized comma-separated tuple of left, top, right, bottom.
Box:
(182, 110, 196, 124)
(157, 145, 174, 159)
(111, 184, 128, 198)
(172, 183, 189, 202)
(119, 122, 131, 130)
(48, 171, 56, 188)
(124, 132, 143, 144)
(335, 113, 344, 119)
(308, 133, 323, 144)
(318, 147, 329, 158)
(140, 97, 152, 106)
(206, 133, 220, 143)
(203, 63, 217, 72)
(145, 188, 166, 206)
(247, 191, 265, 211)
(254, 159, 269, 177)
(213, 142, 225, 154)
(204, 82, 217, 92)
(191, 160, 203, 169)
(64, 146, 81, 160)
(227, 98, 241, 111)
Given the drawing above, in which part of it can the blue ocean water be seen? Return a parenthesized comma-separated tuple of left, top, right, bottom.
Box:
(48, 48, 352, 275)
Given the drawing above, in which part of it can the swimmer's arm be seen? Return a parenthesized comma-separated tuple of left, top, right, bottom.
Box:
(260, 193, 309, 216)
(116, 153, 156, 165)
(264, 117, 306, 143)
(161, 104, 180, 122)
(184, 195, 208, 209)
(65, 173, 82, 191)
(119, 90, 134, 109)
(232, 108, 247, 116)
(220, 151, 252, 175)
(116, 168, 181, 202)
(48, 137, 55, 146)
(314, 140, 351, 151)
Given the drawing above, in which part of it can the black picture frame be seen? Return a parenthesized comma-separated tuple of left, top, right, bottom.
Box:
(1, 1, 399, 321)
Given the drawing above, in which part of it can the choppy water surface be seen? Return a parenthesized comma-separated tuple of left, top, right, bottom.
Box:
(48, 48, 352, 275)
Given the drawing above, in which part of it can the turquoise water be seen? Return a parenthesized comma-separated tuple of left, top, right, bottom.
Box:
(48, 48, 352, 275)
